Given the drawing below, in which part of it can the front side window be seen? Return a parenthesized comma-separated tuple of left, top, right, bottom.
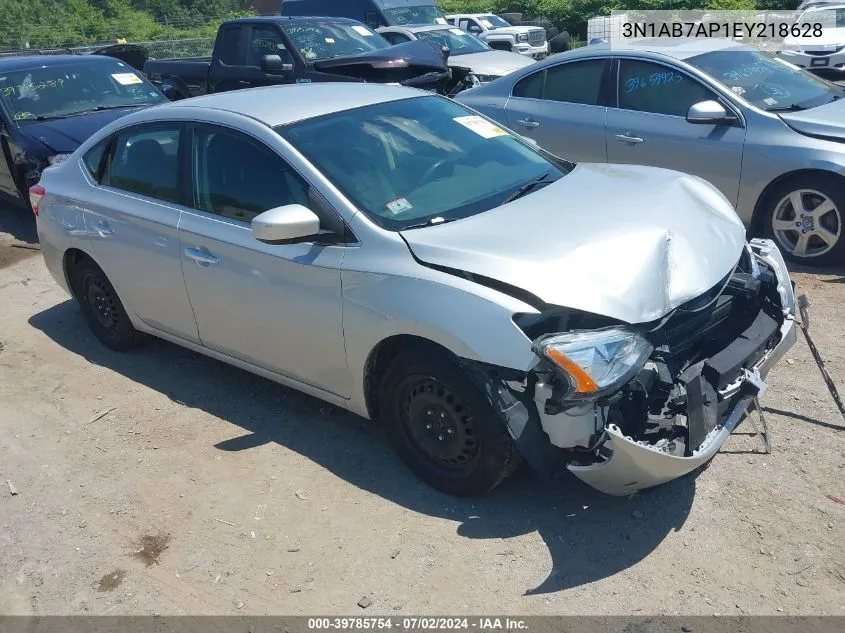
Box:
(383, 5, 447, 26)
(0, 59, 165, 123)
(192, 125, 308, 223)
(415, 29, 489, 55)
(383, 31, 412, 46)
(688, 48, 843, 111)
(104, 126, 182, 204)
(618, 59, 715, 117)
(280, 96, 570, 231)
(249, 26, 291, 66)
(283, 20, 391, 61)
(544, 60, 607, 105)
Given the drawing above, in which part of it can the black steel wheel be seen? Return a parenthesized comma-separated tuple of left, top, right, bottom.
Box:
(379, 347, 521, 497)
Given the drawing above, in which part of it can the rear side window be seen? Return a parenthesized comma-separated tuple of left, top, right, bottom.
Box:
(513, 69, 544, 99)
(83, 138, 109, 181)
(543, 60, 606, 105)
(217, 27, 244, 65)
(103, 126, 182, 204)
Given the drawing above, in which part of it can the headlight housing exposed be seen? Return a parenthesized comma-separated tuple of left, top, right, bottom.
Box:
(47, 154, 71, 166)
(533, 328, 653, 400)
(517, 33, 529, 42)
(471, 73, 502, 84)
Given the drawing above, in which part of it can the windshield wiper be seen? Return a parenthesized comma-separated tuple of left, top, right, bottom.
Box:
(766, 103, 806, 112)
(401, 216, 455, 230)
(500, 170, 556, 205)
(64, 104, 146, 117)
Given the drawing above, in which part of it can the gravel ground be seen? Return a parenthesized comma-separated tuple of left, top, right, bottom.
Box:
(1, 204, 844, 616)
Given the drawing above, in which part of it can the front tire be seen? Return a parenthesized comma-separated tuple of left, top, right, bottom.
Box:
(378, 348, 521, 497)
(72, 259, 146, 351)
(761, 174, 845, 265)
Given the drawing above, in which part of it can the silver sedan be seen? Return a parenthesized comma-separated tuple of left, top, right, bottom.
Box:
(34, 83, 795, 497)
(456, 38, 845, 265)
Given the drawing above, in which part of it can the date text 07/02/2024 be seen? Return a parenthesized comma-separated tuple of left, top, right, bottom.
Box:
(307, 618, 528, 631)
(622, 21, 824, 39)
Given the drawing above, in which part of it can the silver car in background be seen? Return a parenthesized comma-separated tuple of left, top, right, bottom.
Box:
(34, 84, 795, 497)
(457, 38, 845, 265)
(376, 24, 535, 84)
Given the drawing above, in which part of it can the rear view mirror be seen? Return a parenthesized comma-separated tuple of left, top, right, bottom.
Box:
(261, 54, 293, 74)
(252, 204, 320, 243)
(686, 100, 737, 125)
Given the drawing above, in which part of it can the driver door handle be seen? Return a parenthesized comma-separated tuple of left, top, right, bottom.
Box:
(184, 247, 219, 266)
(516, 118, 540, 128)
(615, 133, 644, 144)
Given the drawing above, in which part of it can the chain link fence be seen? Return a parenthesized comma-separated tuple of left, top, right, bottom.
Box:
(0, 13, 233, 60)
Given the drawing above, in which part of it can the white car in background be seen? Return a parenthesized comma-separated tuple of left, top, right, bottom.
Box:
(445, 13, 548, 58)
(377, 24, 535, 84)
(781, 4, 845, 73)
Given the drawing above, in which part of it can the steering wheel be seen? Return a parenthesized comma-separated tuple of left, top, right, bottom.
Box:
(419, 159, 453, 185)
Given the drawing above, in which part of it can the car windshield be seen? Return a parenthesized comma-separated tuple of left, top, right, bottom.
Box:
(279, 96, 569, 231)
(800, 8, 845, 26)
(415, 28, 489, 55)
(284, 21, 391, 60)
(0, 59, 165, 122)
(687, 48, 843, 111)
(479, 15, 511, 29)
(384, 5, 447, 26)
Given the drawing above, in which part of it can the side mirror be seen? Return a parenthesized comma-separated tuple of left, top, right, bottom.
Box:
(686, 100, 736, 125)
(260, 54, 293, 74)
(252, 204, 320, 243)
(468, 26, 482, 34)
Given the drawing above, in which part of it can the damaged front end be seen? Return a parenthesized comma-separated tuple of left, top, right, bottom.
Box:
(470, 239, 797, 496)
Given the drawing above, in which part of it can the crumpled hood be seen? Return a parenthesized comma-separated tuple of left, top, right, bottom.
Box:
(400, 163, 746, 324)
(313, 39, 448, 78)
(19, 107, 150, 153)
(779, 97, 845, 140)
(448, 50, 534, 76)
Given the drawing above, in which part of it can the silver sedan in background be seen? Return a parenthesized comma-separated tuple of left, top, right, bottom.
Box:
(457, 38, 845, 265)
(376, 24, 535, 84)
(34, 84, 795, 498)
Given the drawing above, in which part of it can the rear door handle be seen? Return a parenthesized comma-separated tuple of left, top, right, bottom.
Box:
(615, 133, 644, 144)
(184, 247, 219, 266)
(93, 220, 114, 236)
(516, 118, 540, 128)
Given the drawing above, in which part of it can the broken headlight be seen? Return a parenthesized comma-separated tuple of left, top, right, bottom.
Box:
(533, 328, 653, 400)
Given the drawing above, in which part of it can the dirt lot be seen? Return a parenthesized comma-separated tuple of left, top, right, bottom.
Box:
(1, 204, 844, 616)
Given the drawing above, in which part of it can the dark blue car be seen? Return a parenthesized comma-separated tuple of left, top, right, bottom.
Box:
(0, 54, 167, 211)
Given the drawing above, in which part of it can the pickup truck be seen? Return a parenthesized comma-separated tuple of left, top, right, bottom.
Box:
(143, 16, 472, 99)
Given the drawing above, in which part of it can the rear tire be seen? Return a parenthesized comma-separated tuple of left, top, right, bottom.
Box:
(378, 348, 521, 497)
(760, 173, 845, 265)
(72, 259, 147, 351)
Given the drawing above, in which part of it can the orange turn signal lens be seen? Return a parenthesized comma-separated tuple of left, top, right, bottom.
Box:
(545, 348, 599, 394)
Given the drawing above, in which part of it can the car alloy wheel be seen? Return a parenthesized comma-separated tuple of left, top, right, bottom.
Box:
(398, 376, 480, 469)
(771, 188, 841, 259)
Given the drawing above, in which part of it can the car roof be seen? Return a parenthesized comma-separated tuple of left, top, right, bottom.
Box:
(151, 83, 425, 127)
(545, 37, 746, 64)
(0, 54, 120, 72)
(224, 15, 365, 26)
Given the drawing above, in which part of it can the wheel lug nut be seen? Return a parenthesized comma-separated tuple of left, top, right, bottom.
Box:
(440, 412, 445, 418)
(438, 434, 444, 441)
(447, 428, 453, 435)
(425, 423, 432, 429)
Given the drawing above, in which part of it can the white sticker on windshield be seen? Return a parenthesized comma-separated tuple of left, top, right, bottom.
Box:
(352, 25, 374, 36)
(112, 72, 142, 85)
(480, 19, 493, 28)
(450, 28, 466, 35)
(386, 197, 413, 214)
(453, 115, 509, 139)
(436, 17, 447, 24)
(763, 97, 777, 106)
(325, 37, 335, 43)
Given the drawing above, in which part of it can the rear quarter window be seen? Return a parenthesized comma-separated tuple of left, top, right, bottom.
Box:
(84, 138, 110, 181)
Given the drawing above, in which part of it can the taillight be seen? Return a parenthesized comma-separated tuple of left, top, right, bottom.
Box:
(29, 184, 45, 217)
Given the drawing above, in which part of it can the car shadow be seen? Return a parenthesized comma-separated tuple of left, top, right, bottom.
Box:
(29, 301, 696, 595)
(0, 201, 38, 244)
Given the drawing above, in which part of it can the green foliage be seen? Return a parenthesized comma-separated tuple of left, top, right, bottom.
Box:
(0, 0, 253, 49)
